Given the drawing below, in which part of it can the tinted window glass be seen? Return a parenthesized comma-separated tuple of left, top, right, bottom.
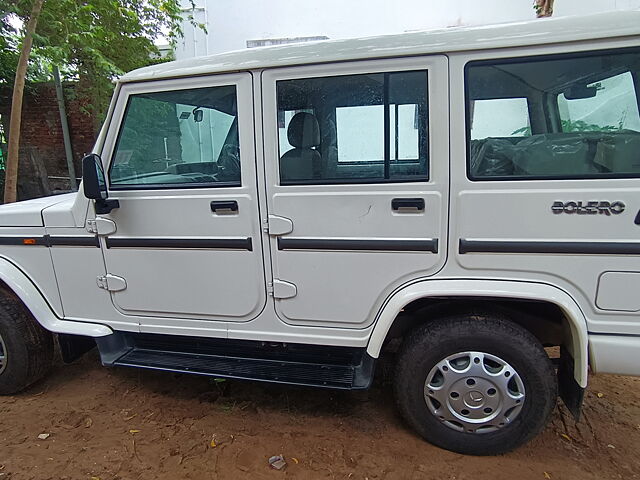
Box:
(110, 85, 241, 188)
(276, 71, 428, 184)
(466, 49, 640, 180)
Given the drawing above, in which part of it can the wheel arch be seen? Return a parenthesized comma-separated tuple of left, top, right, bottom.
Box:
(367, 279, 589, 387)
(0, 257, 112, 338)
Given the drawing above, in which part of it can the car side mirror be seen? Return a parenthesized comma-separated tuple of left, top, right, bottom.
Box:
(82, 154, 119, 214)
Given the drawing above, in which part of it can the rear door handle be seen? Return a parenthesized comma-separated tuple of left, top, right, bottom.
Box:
(392, 198, 425, 211)
(211, 200, 238, 213)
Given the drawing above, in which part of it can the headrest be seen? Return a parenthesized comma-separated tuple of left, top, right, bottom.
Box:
(287, 112, 320, 148)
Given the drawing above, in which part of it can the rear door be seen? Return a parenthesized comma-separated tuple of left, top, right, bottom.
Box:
(261, 57, 449, 328)
(99, 73, 266, 324)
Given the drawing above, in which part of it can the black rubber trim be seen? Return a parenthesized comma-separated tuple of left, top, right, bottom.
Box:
(278, 238, 438, 253)
(47, 235, 100, 247)
(105, 237, 253, 251)
(588, 331, 640, 338)
(459, 239, 640, 255)
(0, 235, 99, 247)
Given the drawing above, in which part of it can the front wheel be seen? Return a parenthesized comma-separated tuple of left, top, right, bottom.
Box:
(0, 291, 53, 395)
(394, 314, 557, 455)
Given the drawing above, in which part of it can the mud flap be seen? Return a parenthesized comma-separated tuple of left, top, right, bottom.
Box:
(558, 345, 585, 421)
(58, 334, 96, 364)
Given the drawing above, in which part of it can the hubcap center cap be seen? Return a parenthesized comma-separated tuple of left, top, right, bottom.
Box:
(464, 390, 485, 408)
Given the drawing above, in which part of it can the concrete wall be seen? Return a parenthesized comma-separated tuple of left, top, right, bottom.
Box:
(175, 0, 640, 59)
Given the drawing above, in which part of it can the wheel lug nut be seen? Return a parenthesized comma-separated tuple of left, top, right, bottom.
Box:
(466, 378, 476, 386)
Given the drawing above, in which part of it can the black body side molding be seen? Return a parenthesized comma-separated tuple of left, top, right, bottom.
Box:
(459, 239, 640, 255)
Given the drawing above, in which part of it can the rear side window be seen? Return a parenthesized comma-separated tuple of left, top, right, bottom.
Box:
(276, 70, 429, 184)
(110, 85, 241, 189)
(466, 48, 640, 180)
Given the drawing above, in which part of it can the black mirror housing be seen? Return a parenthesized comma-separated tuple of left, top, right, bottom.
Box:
(82, 153, 119, 214)
(82, 154, 107, 200)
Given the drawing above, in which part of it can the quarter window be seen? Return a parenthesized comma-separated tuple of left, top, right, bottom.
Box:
(466, 49, 640, 180)
(110, 85, 241, 188)
(276, 70, 429, 184)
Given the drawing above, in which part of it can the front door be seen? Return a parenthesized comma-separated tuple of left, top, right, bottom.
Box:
(261, 57, 449, 328)
(98, 73, 266, 324)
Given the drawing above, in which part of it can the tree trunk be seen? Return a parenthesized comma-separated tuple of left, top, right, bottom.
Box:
(4, 0, 46, 204)
(535, 0, 555, 17)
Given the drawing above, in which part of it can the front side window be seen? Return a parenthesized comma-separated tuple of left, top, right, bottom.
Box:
(110, 85, 241, 188)
(467, 48, 640, 180)
(276, 70, 429, 184)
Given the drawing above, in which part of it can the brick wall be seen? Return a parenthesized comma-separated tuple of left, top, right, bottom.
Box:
(0, 82, 98, 199)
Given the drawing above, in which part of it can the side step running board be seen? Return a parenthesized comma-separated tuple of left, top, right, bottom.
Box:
(96, 333, 375, 390)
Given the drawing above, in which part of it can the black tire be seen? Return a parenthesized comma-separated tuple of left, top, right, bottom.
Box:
(394, 313, 557, 455)
(0, 290, 53, 395)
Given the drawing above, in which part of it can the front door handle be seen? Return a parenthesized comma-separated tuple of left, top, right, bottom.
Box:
(211, 200, 238, 213)
(392, 198, 425, 211)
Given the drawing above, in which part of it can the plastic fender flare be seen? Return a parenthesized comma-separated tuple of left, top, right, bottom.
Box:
(367, 279, 589, 388)
(0, 257, 112, 337)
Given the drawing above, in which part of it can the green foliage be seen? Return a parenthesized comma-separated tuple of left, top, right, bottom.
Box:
(511, 125, 532, 136)
(0, 0, 203, 121)
(560, 119, 619, 132)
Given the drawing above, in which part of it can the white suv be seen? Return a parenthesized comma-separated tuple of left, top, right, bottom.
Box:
(0, 11, 639, 455)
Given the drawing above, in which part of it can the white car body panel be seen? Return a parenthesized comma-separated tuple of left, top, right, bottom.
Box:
(0, 256, 111, 337)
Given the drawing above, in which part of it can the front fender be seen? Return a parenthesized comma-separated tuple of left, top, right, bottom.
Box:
(0, 258, 112, 337)
(367, 279, 589, 388)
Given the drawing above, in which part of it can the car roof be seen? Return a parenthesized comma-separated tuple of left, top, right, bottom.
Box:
(120, 10, 640, 84)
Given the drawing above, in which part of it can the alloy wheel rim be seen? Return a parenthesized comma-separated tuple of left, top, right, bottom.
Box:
(424, 351, 525, 434)
(0, 332, 6, 375)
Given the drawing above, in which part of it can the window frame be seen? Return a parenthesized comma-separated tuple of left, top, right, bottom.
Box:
(102, 74, 252, 192)
(265, 59, 437, 187)
(465, 46, 640, 182)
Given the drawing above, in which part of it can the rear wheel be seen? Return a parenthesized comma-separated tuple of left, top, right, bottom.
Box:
(0, 291, 53, 395)
(394, 313, 557, 455)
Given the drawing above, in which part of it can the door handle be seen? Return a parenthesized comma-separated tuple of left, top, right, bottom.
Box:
(211, 200, 238, 213)
(392, 198, 425, 211)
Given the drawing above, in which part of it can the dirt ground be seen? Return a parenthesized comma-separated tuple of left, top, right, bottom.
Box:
(1, 351, 639, 480)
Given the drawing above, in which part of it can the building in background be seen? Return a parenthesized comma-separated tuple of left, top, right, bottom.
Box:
(174, 0, 640, 59)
